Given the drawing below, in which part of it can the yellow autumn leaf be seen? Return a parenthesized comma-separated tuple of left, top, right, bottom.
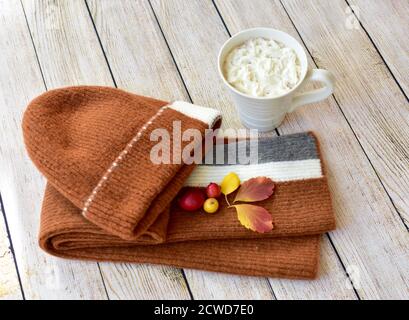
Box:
(233, 204, 274, 233)
(220, 172, 240, 195)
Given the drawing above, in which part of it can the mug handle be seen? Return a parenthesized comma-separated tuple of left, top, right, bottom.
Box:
(290, 69, 335, 112)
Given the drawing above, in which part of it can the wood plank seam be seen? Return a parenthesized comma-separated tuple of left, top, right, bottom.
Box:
(344, 0, 409, 102)
(277, 0, 409, 233)
(19, 0, 47, 90)
(332, 92, 409, 232)
(325, 234, 360, 299)
(83, 0, 118, 88)
(96, 263, 110, 300)
(211, 0, 232, 37)
(347, 0, 409, 97)
(211, 0, 359, 297)
(146, 0, 195, 103)
(0, 193, 25, 299)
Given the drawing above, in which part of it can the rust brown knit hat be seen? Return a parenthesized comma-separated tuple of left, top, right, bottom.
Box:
(23, 86, 221, 241)
(23, 86, 335, 279)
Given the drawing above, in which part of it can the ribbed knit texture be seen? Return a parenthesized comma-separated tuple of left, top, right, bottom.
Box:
(23, 86, 335, 279)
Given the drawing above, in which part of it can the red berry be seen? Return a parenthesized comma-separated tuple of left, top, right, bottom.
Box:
(177, 188, 206, 211)
(206, 182, 221, 198)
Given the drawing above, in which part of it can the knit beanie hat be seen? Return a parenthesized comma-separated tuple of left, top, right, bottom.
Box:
(23, 86, 221, 241)
(23, 86, 335, 279)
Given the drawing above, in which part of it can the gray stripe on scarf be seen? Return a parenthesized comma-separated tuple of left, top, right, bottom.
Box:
(203, 132, 318, 165)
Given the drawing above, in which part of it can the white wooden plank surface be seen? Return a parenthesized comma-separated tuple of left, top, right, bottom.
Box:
(349, 0, 409, 96)
(282, 0, 409, 229)
(150, 0, 355, 300)
(269, 236, 354, 300)
(87, 0, 275, 300)
(0, 0, 108, 299)
(0, 205, 22, 300)
(21, 0, 191, 300)
(1, 0, 408, 300)
(151, 0, 409, 299)
(216, 0, 409, 299)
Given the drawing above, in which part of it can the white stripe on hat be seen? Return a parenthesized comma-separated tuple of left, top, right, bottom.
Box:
(169, 101, 221, 128)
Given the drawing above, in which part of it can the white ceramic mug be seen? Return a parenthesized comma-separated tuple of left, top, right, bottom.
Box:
(218, 28, 335, 131)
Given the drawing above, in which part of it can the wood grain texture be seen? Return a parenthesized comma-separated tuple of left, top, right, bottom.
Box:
(87, 0, 275, 300)
(282, 0, 409, 229)
(98, 263, 189, 300)
(150, 0, 242, 130)
(216, 0, 409, 299)
(151, 0, 355, 299)
(0, 205, 22, 300)
(2, 0, 408, 300)
(20, 0, 190, 300)
(270, 236, 354, 300)
(349, 0, 409, 96)
(0, 0, 108, 299)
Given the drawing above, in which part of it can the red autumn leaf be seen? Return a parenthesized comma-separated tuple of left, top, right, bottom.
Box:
(233, 204, 274, 233)
(233, 177, 275, 203)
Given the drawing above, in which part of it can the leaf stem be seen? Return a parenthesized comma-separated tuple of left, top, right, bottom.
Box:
(224, 193, 231, 207)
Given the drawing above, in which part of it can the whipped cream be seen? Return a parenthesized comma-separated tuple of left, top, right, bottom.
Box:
(223, 37, 301, 98)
